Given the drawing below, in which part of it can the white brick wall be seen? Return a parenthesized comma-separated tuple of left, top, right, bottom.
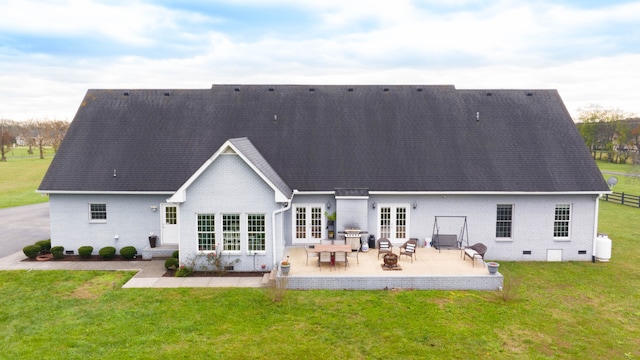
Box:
(180, 153, 281, 271)
(49, 193, 167, 255)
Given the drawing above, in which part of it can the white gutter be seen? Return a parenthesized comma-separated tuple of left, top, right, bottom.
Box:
(37, 190, 175, 195)
(271, 197, 293, 267)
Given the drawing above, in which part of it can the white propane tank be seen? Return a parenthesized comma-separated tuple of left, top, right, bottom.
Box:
(595, 235, 612, 262)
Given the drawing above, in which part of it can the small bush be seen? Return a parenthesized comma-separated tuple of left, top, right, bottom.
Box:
(164, 257, 179, 270)
(35, 239, 51, 252)
(172, 250, 179, 259)
(99, 246, 116, 260)
(120, 246, 137, 260)
(78, 246, 94, 258)
(23, 245, 41, 259)
(175, 264, 193, 277)
(51, 246, 65, 259)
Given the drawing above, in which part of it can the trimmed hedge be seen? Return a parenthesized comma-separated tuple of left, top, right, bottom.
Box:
(23, 245, 41, 259)
(51, 246, 65, 259)
(35, 239, 51, 252)
(120, 246, 137, 260)
(99, 246, 116, 260)
(172, 250, 179, 259)
(164, 257, 179, 270)
(78, 246, 94, 258)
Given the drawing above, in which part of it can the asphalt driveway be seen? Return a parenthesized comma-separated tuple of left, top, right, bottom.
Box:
(0, 203, 50, 258)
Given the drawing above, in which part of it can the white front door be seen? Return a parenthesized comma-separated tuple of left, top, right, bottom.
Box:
(378, 204, 409, 244)
(292, 205, 324, 244)
(161, 204, 179, 245)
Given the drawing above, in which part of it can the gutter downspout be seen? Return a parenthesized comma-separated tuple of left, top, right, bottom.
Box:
(592, 194, 601, 262)
(272, 197, 293, 268)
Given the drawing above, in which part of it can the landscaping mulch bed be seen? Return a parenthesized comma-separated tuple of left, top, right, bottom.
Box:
(22, 254, 147, 262)
(162, 270, 268, 278)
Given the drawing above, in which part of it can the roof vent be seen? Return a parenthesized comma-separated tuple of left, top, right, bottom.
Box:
(347, 88, 354, 92)
(476, 112, 480, 122)
(417, 88, 423, 92)
(309, 88, 315, 92)
(268, 88, 274, 92)
(164, 91, 171, 96)
(382, 88, 389, 92)
(526, 92, 533, 96)
(123, 91, 130, 96)
(486, 92, 492, 96)
(234, 88, 240, 92)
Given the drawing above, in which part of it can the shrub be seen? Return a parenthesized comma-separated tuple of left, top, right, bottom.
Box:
(175, 264, 193, 277)
(99, 246, 116, 260)
(78, 246, 93, 258)
(23, 245, 41, 259)
(35, 239, 51, 252)
(172, 250, 179, 259)
(164, 257, 179, 270)
(120, 246, 137, 260)
(51, 246, 65, 259)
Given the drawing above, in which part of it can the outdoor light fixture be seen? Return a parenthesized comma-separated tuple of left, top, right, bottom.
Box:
(413, 201, 418, 209)
(150, 205, 158, 212)
(327, 202, 331, 209)
(372, 202, 376, 209)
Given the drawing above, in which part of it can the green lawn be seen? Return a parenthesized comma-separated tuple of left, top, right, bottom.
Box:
(0, 147, 52, 208)
(0, 200, 638, 359)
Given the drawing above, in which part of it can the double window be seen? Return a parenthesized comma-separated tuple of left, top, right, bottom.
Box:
(197, 213, 265, 253)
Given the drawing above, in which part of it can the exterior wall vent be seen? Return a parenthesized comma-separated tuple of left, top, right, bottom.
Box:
(578, 250, 587, 254)
(65, 250, 74, 255)
(523, 250, 532, 255)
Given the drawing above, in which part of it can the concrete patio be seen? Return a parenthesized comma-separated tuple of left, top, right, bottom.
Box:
(279, 245, 503, 290)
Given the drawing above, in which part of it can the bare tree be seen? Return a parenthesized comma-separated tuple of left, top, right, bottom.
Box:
(0, 120, 14, 162)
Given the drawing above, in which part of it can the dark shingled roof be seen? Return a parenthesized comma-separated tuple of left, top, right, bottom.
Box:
(39, 85, 609, 194)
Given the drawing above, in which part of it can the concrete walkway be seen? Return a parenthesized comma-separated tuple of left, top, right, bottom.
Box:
(0, 251, 265, 288)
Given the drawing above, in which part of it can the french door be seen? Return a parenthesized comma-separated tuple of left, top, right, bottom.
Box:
(378, 204, 409, 244)
(292, 204, 324, 244)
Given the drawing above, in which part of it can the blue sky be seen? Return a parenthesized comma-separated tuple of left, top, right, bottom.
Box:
(1, 0, 639, 121)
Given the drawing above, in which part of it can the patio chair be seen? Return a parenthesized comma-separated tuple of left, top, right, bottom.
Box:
(334, 251, 348, 269)
(347, 249, 359, 265)
(377, 238, 393, 259)
(305, 245, 319, 266)
(399, 238, 418, 263)
(318, 251, 331, 270)
(463, 243, 487, 267)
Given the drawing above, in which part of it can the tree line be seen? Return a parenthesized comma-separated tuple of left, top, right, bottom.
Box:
(0, 119, 70, 162)
(575, 105, 640, 164)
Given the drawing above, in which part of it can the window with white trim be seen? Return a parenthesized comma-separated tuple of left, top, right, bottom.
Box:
(89, 203, 107, 222)
(496, 204, 513, 238)
(247, 214, 266, 252)
(554, 204, 571, 238)
(223, 214, 241, 251)
(197, 214, 215, 251)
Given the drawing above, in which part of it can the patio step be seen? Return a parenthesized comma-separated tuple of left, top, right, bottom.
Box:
(261, 270, 277, 287)
(141, 245, 179, 260)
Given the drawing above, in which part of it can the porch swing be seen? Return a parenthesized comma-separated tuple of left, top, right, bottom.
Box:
(431, 216, 469, 252)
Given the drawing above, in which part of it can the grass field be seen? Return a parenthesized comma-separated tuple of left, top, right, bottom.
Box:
(0, 147, 52, 208)
(0, 155, 639, 358)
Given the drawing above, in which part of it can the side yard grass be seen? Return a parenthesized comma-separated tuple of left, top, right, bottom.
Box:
(0, 200, 638, 359)
(0, 147, 52, 208)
